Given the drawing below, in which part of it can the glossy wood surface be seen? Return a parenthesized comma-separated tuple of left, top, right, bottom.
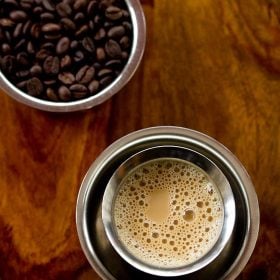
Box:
(0, 0, 279, 279)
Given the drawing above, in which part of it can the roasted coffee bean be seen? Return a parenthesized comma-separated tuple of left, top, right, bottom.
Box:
(58, 72, 75, 85)
(96, 47, 106, 61)
(87, 1, 97, 15)
(94, 28, 106, 41)
(33, 6, 44, 15)
(27, 41, 35, 54)
(56, 2, 72, 17)
(105, 59, 121, 68)
(44, 33, 61, 40)
(99, 0, 115, 9)
(70, 84, 88, 99)
(82, 37, 95, 53)
(30, 65, 42, 76)
(42, 0, 55, 12)
(9, 10, 27, 22)
(60, 18, 76, 31)
(44, 79, 56, 86)
(2, 43, 11, 54)
(120, 36, 131, 49)
(56, 37, 70, 54)
(97, 68, 112, 78)
(42, 23, 61, 33)
(0, 18, 15, 27)
(105, 39, 122, 58)
(17, 52, 29, 66)
(14, 39, 25, 50)
(89, 20, 95, 30)
(73, 50, 84, 62)
(76, 65, 95, 84)
(88, 80, 99, 94)
(105, 6, 123, 20)
(100, 75, 113, 87)
(73, 0, 88, 10)
(36, 49, 51, 60)
(122, 51, 128, 60)
(74, 12, 85, 23)
(75, 24, 88, 37)
(41, 42, 55, 50)
(58, 85, 71, 101)
(0, 55, 16, 73)
(13, 23, 23, 38)
(30, 23, 40, 38)
(40, 12, 55, 21)
(16, 80, 27, 89)
(26, 77, 43, 96)
(4, 0, 18, 7)
(108, 26, 125, 38)
(43, 56, 59, 75)
(20, 0, 33, 10)
(60, 55, 71, 68)
(46, 87, 58, 101)
(16, 70, 29, 78)
(70, 40, 78, 49)
(22, 20, 31, 34)
(123, 21, 132, 32)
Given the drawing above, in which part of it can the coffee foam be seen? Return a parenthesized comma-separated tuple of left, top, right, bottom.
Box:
(113, 159, 224, 268)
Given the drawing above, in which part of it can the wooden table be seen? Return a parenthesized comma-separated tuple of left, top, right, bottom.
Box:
(0, 0, 279, 279)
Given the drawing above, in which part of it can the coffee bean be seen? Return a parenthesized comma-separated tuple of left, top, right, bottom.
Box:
(87, 1, 97, 15)
(16, 80, 27, 89)
(73, 50, 84, 62)
(99, 0, 115, 9)
(41, 23, 61, 33)
(42, 0, 55, 12)
(26, 77, 43, 96)
(41, 42, 55, 50)
(4, 0, 18, 7)
(74, 0, 88, 10)
(60, 18, 76, 31)
(56, 2, 72, 17)
(36, 49, 51, 61)
(20, 0, 33, 10)
(46, 87, 58, 101)
(70, 40, 78, 49)
(100, 75, 113, 87)
(105, 59, 122, 68)
(44, 79, 56, 86)
(122, 51, 128, 60)
(44, 33, 61, 40)
(105, 39, 122, 58)
(123, 21, 132, 32)
(82, 37, 95, 53)
(30, 65, 42, 76)
(76, 65, 95, 84)
(22, 20, 31, 34)
(9, 10, 27, 22)
(97, 68, 112, 78)
(88, 80, 99, 94)
(40, 12, 55, 21)
(43, 56, 59, 75)
(30, 23, 40, 38)
(17, 52, 29, 66)
(33, 7, 44, 15)
(105, 6, 123, 20)
(56, 37, 70, 54)
(16, 70, 29, 78)
(14, 39, 25, 50)
(58, 85, 71, 101)
(75, 24, 88, 37)
(60, 55, 71, 69)
(13, 23, 23, 38)
(0, 18, 15, 27)
(70, 84, 88, 99)
(2, 43, 11, 54)
(58, 72, 75, 85)
(120, 36, 131, 49)
(74, 12, 85, 23)
(94, 28, 106, 41)
(96, 47, 106, 61)
(108, 26, 125, 38)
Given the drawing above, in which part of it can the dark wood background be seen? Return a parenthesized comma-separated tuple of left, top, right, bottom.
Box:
(0, 0, 279, 279)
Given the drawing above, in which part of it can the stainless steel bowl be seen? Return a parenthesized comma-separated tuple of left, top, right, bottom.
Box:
(76, 126, 259, 280)
(102, 145, 236, 277)
(0, 0, 146, 112)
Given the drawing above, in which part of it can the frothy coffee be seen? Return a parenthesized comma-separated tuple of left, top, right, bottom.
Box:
(113, 158, 224, 268)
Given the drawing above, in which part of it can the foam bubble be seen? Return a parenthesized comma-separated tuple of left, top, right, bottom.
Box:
(113, 159, 224, 268)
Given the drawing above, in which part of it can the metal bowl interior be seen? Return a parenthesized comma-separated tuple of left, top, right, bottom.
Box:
(0, 0, 146, 112)
(76, 126, 259, 280)
(101, 146, 236, 277)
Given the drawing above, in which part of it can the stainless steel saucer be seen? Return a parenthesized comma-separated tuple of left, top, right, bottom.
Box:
(76, 126, 259, 280)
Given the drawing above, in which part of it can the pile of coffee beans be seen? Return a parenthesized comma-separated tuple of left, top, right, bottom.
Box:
(0, 0, 132, 101)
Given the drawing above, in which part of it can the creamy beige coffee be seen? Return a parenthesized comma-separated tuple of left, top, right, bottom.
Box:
(113, 158, 224, 268)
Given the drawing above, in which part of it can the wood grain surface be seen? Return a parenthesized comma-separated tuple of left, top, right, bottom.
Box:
(0, 0, 279, 279)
